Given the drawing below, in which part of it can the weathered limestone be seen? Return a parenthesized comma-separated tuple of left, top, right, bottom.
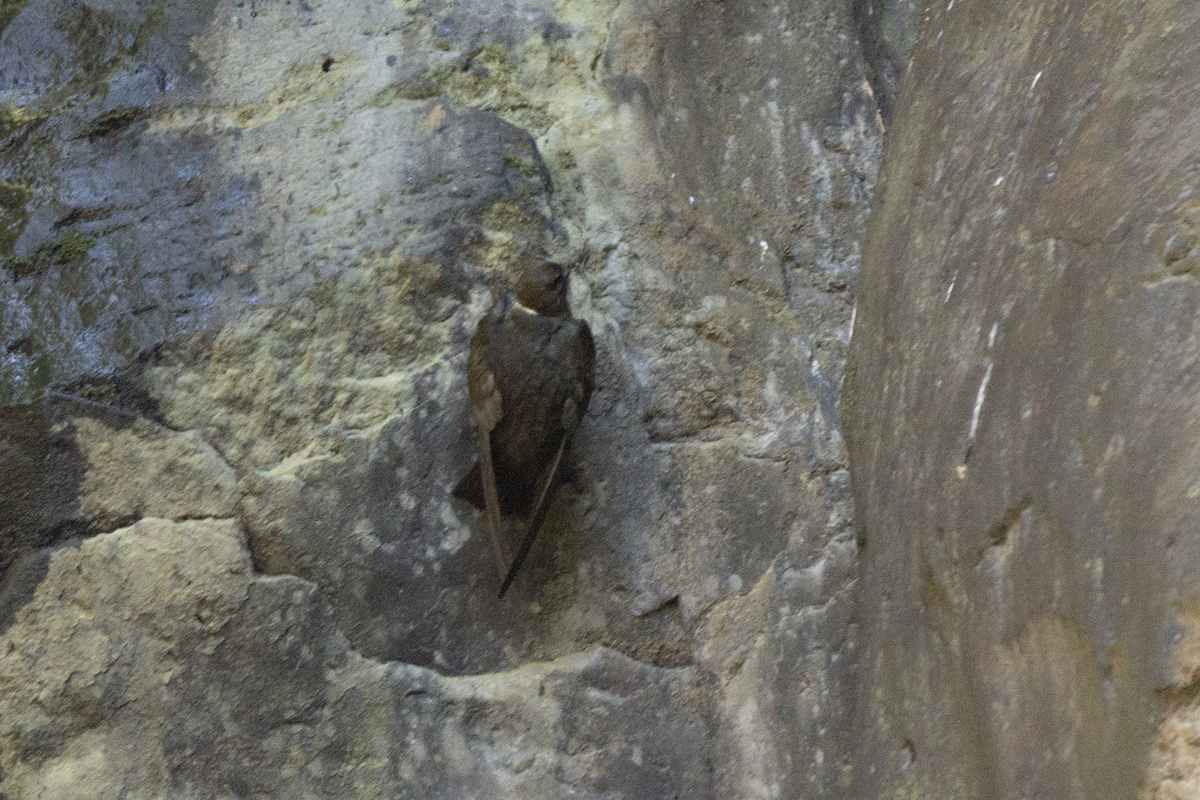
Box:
(845, 1, 1200, 797)
(0, 519, 710, 798)
(1, 0, 879, 796)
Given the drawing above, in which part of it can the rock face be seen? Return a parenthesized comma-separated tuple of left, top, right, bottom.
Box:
(1, 518, 711, 798)
(1, 0, 880, 797)
(845, 0, 1200, 797)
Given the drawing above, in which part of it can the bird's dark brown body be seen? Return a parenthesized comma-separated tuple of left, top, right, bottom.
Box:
(453, 261, 595, 594)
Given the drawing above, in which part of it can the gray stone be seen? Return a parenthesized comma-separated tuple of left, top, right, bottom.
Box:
(844, 0, 1200, 797)
(0, 518, 711, 798)
(0, 0, 882, 795)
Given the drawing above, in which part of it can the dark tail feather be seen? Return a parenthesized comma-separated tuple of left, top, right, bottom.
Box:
(498, 437, 566, 598)
(498, 492, 555, 598)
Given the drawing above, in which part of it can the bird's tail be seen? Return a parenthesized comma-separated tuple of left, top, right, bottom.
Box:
(498, 437, 566, 598)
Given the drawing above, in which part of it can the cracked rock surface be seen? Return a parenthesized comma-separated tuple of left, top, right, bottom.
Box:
(1, 0, 879, 796)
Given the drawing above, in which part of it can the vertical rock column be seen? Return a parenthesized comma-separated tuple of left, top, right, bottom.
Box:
(845, 1, 1200, 798)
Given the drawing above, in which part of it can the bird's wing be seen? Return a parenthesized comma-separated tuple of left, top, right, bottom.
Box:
(500, 320, 595, 597)
(468, 318, 510, 579)
(468, 324, 503, 432)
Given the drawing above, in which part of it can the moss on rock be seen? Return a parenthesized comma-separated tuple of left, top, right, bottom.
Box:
(0, 181, 31, 257)
(7, 232, 95, 278)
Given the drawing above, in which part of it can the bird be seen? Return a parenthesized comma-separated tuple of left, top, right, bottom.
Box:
(453, 259, 595, 597)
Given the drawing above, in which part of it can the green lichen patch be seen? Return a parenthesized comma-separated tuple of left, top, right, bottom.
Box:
(553, 148, 577, 171)
(0, 106, 57, 214)
(459, 200, 551, 279)
(230, 54, 360, 128)
(0, 0, 34, 38)
(0, 104, 50, 145)
(444, 46, 529, 113)
(42, 4, 131, 103)
(7, 232, 96, 279)
(64, 3, 117, 68)
(369, 43, 551, 131)
(0, 181, 30, 256)
(367, 76, 442, 105)
(474, 43, 512, 70)
(477, 199, 547, 243)
(75, 379, 118, 403)
(499, 151, 541, 178)
(129, 1, 167, 58)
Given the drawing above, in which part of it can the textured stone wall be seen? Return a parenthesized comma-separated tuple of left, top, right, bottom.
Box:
(845, 0, 1200, 797)
(1, 0, 881, 796)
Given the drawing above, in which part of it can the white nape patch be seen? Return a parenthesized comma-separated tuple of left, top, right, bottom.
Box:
(968, 360, 993, 442)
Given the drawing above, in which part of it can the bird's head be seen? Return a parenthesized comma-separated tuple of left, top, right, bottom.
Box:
(516, 260, 570, 317)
